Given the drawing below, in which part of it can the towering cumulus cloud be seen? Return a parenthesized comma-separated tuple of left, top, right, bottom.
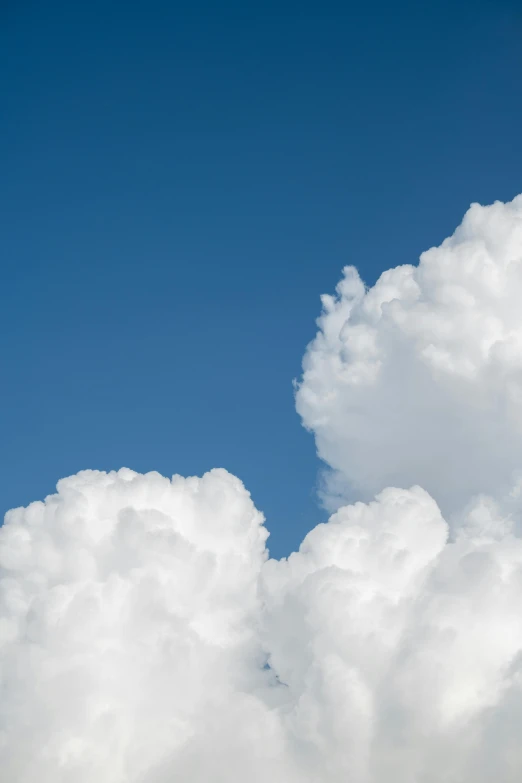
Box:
(3, 196, 522, 781)
(297, 194, 522, 513)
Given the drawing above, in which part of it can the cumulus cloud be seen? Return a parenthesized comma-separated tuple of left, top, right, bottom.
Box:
(3, 195, 522, 781)
(297, 195, 522, 513)
(0, 469, 270, 782)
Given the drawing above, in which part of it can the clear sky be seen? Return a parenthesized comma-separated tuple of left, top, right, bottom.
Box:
(2, 0, 522, 558)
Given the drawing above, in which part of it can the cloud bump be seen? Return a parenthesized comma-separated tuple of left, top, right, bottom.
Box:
(3, 197, 522, 781)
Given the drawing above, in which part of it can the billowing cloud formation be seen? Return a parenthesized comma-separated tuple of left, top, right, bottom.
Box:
(3, 472, 522, 781)
(297, 195, 522, 512)
(0, 469, 273, 782)
(3, 196, 522, 781)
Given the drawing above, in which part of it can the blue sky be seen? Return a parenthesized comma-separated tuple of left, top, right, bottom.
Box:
(2, 0, 522, 558)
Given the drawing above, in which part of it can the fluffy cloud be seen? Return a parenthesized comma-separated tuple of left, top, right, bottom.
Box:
(3, 472, 522, 781)
(3, 196, 522, 781)
(0, 469, 270, 782)
(297, 195, 522, 513)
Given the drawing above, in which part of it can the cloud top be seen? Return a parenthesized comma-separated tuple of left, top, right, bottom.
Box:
(297, 195, 522, 511)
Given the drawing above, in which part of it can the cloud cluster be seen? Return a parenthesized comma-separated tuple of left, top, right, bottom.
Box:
(3, 196, 522, 781)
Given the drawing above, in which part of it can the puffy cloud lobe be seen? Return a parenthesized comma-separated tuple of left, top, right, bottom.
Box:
(262, 488, 522, 782)
(4, 195, 522, 781)
(0, 469, 270, 782)
(296, 195, 522, 512)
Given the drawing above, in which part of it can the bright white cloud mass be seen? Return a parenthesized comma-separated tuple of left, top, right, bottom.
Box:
(3, 196, 522, 782)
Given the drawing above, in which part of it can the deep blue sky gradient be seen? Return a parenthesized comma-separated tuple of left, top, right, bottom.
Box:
(2, 0, 522, 556)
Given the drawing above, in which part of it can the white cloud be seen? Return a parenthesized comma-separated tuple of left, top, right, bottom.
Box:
(297, 195, 522, 513)
(0, 469, 270, 782)
(3, 196, 522, 780)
